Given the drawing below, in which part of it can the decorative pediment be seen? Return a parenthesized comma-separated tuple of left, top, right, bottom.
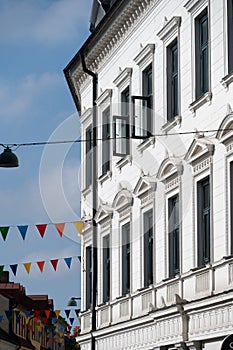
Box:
(216, 110, 233, 145)
(184, 136, 215, 164)
(95, 203, 113, 224)
(112, 189, 133, 212)
(157, 157, 183, 182)
(133, 175, 156, 198)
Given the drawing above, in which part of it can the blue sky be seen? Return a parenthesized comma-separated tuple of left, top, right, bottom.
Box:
(0, 0, 92, 320)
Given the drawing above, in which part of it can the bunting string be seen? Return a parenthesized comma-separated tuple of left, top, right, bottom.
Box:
(0, 255, 81, 277)
(0, 220, 84, 241)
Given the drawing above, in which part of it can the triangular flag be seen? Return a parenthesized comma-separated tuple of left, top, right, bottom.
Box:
(23, 263, 32, 274)
(78, 255, 81, 262)
(64, 310, 70, 318)
(34, 310, 40, 318)
(55, 223, 65, 238)
(10, 264, 18, 276)
(36, 224, 47, 238)
(43, 317, 48, 325)
(69, 317, 74, 325)
(50, 259, 58, 271)
(75, 309, 80, 317)
(52, 331, 56, 337)
(5, 310, 11, 320)
(37, 261, 45, 273)
(0, 266, 4, 278)
(60, 325, 65, 331)
(52, 317, 57, 324)
(45, 310, 51, 319)
(25, 310, 31, 318)
(0, 227, 9, 241)
(16, 315, 21, 323)
(14, 310, 20, 317)
(38, 331, 42, 337)
(73, 221, 84, 235)
(78, 317, 81, 324)
(0, 315, 3, 323)
(55, 310, 60, 318)
(17, 225, 28, 240)
(64, 257, 72, 269)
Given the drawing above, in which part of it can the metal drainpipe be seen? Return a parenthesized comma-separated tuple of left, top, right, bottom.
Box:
(79, 52, 98, 350)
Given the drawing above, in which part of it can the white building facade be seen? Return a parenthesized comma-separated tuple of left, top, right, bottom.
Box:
(64, 0, 233, 349)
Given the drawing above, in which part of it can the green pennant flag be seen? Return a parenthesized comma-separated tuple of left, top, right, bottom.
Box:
(0, 266, 4, 278)
(78, 256, 81, 262)
(0, 227, 9, 241)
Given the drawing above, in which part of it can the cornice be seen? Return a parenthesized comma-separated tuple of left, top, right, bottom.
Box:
(184, 0, 208, 15)
(133, 43, 155, 68)
(113, 67, 132, 88)
(72, 0, 161, 89)
(96, 88, 112, 105)
(157, 16, 181, 43)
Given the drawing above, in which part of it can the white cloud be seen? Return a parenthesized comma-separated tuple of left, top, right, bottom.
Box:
(0, 0, 91, 45)
(0, 72, 62, 120)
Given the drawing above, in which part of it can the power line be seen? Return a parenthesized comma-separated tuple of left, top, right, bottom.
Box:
(1, 128, 231, 149)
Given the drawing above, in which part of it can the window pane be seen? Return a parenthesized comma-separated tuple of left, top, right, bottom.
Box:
(85, 128, 92, 187)
(86, 246, 92, 309)
(144, 209, 153, 287)
(167, 39, 178, 120)
(103, 235, 110, 302)
(102, 107, 110, 174)
(122, 223, 130, 295)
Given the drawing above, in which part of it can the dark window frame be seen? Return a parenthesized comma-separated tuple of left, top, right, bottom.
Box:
(102, 107, 111, 175)
(230, 162, 233, 254)
(103, 235, 110, 303)
(167, 38, 178, 121)
(85, 127, 92, 188)
(122, 222, 130, 296)
(195, 8, 209, 99)
(197, 176, 210, 267)
(168, 194, 180, 277)
(86, 246, 92, 309)
(143, 209, 154, 287)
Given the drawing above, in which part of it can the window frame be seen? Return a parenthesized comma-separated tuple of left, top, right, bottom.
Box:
(85, 126, 93, 189)
(102, 106, 111, 175)
(143, 208, 154, 287)
(102, 234, 110, 303)
(121, 222, 131, 296)
(168, 194, 180, 277)
(85, 245, 92, 310)
(167, 39, 178, 121)
(227, 0, 233, 74)
(197, 176, 210, 267)
(195, 8, 209, 99)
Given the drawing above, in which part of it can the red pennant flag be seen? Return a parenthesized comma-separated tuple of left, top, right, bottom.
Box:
(43, 317, 48, 325)
(29, 325, 33, 331)
(55, 223, 65, 238)
(45, 310, 51, 319)
(50, 259, 58, 271)
(36, 224, 47, 238)
(34, 310, 40, 318)
(37, 261, 45, 273)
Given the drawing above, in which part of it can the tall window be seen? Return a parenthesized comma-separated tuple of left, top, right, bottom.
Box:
(103, 235, 110, 302)
(144, 209, 153, 287)
(122, 222, 130, 296)
(195, 9, 209, 99)
(142, 64, 153, 136)
(102, 107, 110, 174)
(85, 127, 92, 188)
(167, 39, 178, 120)
(86, 246, 92, 309)
(197, 177, 210, 266)
(228, 0, 233, 73)
(230, 162, 233, 254)
(168, 195, 180, 277)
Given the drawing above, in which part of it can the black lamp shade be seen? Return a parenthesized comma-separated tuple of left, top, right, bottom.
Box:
(67, 297, 81, 306)
(0, 147, 19, 168)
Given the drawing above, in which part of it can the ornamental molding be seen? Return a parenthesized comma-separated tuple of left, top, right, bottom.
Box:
(157, 16, 181, 43)
(134, 175, 156, 198)
(113, 188, 133, 212)
(80, 107, 92, 125)
(113, 67, 132, 88)
(72, 0, 160, 88)
(133, 43, 155, 68)
(157, 157, 183, 183)
(96, 88, 112, 106)
(184, 0, 208, 15)
(184, 136, 215, 165)
(216, 110, 233, 146)
(95, 203, 113, 224)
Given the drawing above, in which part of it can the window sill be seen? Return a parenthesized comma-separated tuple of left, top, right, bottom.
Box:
(189, 91, 212, 115)
(98, 171, 112, 186)
(116, 155, 132, 172)
(81, 186, 92, 198)
(161, 115, 182, 133)
(137, 136, 155, 154)
(221, 71, 233, 89)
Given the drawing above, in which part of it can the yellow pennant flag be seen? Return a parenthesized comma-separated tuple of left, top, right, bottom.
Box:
(23, 263, 32, 274)
(73, 221, 84, 235)
(55, 310, 60, 318)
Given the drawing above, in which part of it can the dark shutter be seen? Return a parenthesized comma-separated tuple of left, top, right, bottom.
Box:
(86, 246, 92, 309)
(168, 195, 180, 278)
(102, 107, 110, 174)
(167, 39, 178, 121)
(86, 127, 92, 188)
(103, 235, 110, 302)
(122, 223, 130, 295)
(144, 209, 153, 287)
